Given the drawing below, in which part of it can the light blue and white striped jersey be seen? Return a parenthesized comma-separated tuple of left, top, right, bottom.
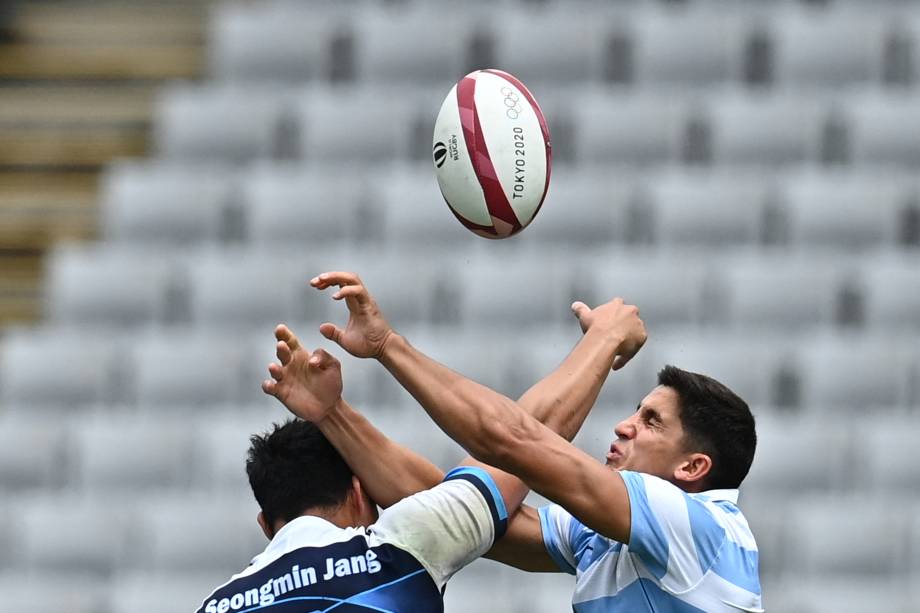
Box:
(539, 470, 762, 612)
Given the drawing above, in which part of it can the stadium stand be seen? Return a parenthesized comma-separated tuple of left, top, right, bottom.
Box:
(0, 1, 918, 612)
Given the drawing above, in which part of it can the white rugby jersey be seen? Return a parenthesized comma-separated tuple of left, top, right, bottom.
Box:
(196, 467, 507, 613)
(540, 470, 762, 612)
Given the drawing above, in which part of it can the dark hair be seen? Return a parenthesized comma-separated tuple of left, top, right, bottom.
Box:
(246, 419, 354, 526)
(657, 365, 757, 490)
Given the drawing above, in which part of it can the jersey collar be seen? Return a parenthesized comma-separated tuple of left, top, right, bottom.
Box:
(699, 488, 739, 504)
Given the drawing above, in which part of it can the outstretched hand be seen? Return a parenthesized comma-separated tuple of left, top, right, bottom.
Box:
(262, 324, 343, 423)
(310, 271, 394, 360)
(571, 298, 647, 371)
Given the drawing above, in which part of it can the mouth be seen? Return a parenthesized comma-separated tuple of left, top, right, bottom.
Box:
(606, 442, 623, 463)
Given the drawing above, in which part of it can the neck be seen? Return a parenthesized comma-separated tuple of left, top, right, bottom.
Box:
(271, 504, 356, 538)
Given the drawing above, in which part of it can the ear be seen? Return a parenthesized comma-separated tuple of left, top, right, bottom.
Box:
(349, 475, 378, 523)
(257, 511, 273, 541)
(673, 452, 713, 487)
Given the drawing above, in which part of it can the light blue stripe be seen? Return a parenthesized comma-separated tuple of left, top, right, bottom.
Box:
(710, 540, 761, 595)
(685, 496, 726, 574)
(444, 467, 508, 521)
(323, 568, 427, 612)
(620, 471, 669, 580)
(538, 506, 576, 575)
(574, 578, 708, 613)
(234, 595, 393, 613)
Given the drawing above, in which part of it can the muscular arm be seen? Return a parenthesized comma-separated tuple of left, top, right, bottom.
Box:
(378, 331, 634, 544)
(316, 324, 624, 568)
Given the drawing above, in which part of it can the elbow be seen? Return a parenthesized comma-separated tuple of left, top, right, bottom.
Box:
(472, 403, 543, 472)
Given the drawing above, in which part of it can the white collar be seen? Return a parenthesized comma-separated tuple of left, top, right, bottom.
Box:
(698, 488, 739, 504)
(242, 515, 365, 577)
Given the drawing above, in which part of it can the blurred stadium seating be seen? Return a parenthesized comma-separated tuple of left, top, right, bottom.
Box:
(1, 1, 919, 612)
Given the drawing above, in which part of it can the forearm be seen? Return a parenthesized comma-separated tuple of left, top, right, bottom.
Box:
(318, 398, 444, 508)
(378, 333, 543, 468)
(517, 326, 619, 441)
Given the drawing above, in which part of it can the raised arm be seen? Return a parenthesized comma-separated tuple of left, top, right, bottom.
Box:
(309, 272, 647, 545)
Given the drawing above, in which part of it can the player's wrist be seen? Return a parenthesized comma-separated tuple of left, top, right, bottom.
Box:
(375, 329, 401, 363)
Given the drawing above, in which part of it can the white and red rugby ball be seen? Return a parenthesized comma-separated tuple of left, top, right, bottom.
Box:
(432, 69, 551, 239)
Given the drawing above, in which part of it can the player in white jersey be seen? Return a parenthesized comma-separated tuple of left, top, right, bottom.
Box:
(197, 286, 648, 612)
(281, 271, 762, 612)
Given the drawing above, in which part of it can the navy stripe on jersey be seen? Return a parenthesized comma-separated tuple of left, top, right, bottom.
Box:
(443, 467, 508, 541)
(196, 535, 442, 613)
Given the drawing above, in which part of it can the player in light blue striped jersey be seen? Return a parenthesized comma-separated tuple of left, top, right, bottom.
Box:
(307, 271, 762, 613)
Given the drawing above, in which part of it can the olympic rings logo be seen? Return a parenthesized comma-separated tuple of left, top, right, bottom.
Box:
(501, 86, 522, 120)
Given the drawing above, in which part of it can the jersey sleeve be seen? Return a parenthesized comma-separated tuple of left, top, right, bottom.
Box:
(620, 470, 728, 592)
(369, 466, 508, 589)
(538, 504, 596, 575)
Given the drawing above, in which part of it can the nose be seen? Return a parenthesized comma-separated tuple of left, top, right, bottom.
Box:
(614, 414, 637, 440)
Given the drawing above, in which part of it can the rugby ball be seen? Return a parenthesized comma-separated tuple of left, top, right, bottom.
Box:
(432, 69, 551, 239)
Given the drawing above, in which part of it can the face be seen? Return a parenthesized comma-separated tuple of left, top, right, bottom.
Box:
(606, 386, 691, 482)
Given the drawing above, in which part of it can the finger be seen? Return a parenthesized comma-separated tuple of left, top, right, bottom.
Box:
(319, 322, 343, 345)
(262, 379, 278, 396)
(275, 324, 301, 352)
(612, 355, 627, 371)
(276, 341, 293, 366)
(268, 362, 284, 382)
(310, 348, 340, 370)
(332, 284, 370, 306)
(311, 271, 363, 290)
(571, 301, 590, 319)
(571, 301, 591, 333)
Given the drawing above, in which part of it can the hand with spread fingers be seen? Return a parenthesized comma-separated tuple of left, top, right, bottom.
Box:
(310, 271, 395, 360)
(262, 324, 343, 423)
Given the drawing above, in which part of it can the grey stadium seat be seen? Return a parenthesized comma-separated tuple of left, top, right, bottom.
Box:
(849, 91, 920, 167)
(771, 8, 886, 87)
(586, 250, 709, 328)
(863, 256, 920, 330)
(0, 573, 108, 613)
(379, 165, 477, 247)
(633, 7, 747, 87)
(524, 169, 636, 245)
(295, 87, 423, 162)
(710, 91, 827, 166)
(766, 577, 913, 613)
(137, 494, 264, 574)
(782, 170, 906, 250)
(744, 415, 851, 493)
(132, 330, 251, 407)
(110, 572, 226, 613)
(187, 248, 328, 326)
(11, 494, 133, 575)
(44, 245, 178, 327)
(647, 170, 770, 247)
(154, 85, 292, 161)
(718, 253, 851, 330)
(353, 6, 477, 83)
(863, 416, 920, 493)
(492, 8, 606, 87)
(574, 88, 686, 166)
(193, 409, 291, 494)
(209, 2, 348, 82)
(655, 333, 786, 408)
(244, 162, 371, 245)
(787, 496, 909, 578)
(799, 335, 916, 410)
(101, 161, 237, 244)
(71, 416, 195, 491)
(456, 250, 575, 328)
(0, 416, 67, 491)
(0, 328, 119, 407)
